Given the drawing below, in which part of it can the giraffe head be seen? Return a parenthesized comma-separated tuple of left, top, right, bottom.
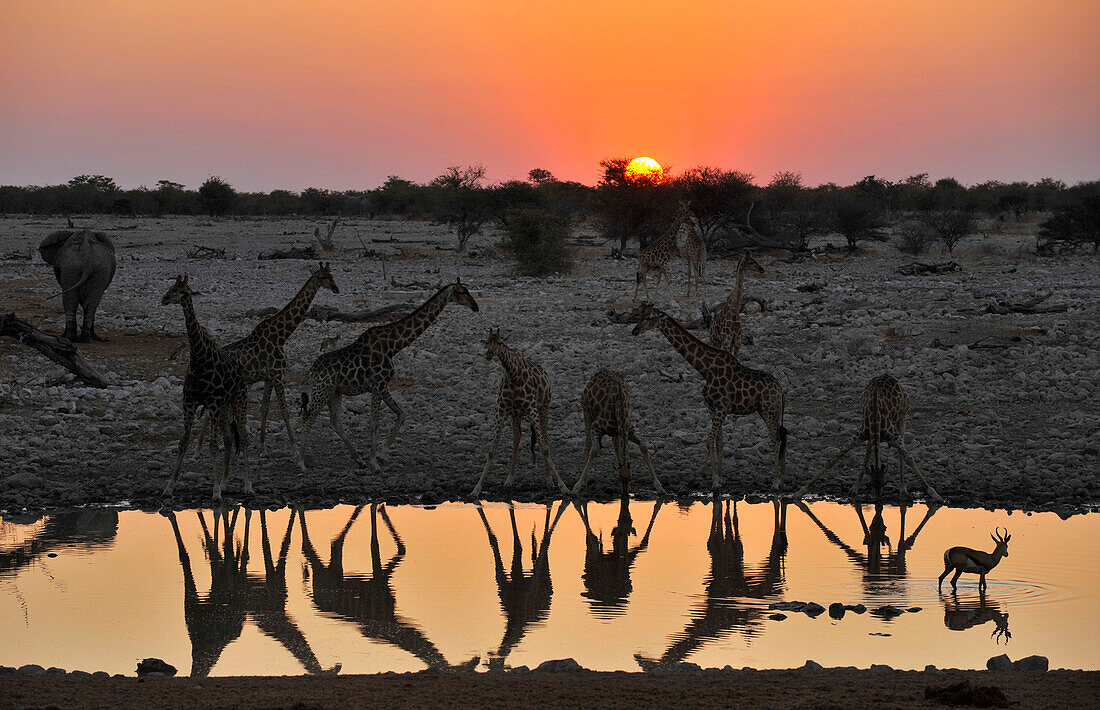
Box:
(737, 252, 765, 275)
(310, 261, 340, 294)
(161, 274, 198, 305)
(484, 327, 503, 360)
(630, 303, 662, 336)
(447, 278, 480, 312)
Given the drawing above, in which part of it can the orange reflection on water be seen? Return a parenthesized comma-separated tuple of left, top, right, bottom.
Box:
(0, 501, 1097, 675)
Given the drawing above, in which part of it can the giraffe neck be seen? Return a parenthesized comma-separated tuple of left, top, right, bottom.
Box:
(181, 295, 217, 362)
(647, 220, 680, 255)
(727, 263, 748, 313)
(257, 273, 323, 347)
(494, 344, 529, 382)
(367, 284, 454, 356)
(653, 313, 720, 377)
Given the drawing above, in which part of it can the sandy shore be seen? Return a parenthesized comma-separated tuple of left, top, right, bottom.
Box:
(2, 669, 1097, 709)
(1, 216, 1097, 514)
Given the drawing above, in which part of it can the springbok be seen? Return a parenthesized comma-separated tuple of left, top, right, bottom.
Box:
(938, 527, 1010, 591)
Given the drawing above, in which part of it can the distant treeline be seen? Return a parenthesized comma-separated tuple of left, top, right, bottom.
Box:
(2, 163, 1097, 254)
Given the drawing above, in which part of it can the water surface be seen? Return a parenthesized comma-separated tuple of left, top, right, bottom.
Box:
(1, 500, 1096, 675)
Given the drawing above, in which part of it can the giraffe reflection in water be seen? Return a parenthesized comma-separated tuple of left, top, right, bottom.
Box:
(166, 508, 335, 677)
(575, 496, 663, 617)
(636, 496, 788, 670)
(298, 504, 478, 671)
(797, 501, 938, 602)
(477, 502, 568, 670)
(943, 589, 1011, 644)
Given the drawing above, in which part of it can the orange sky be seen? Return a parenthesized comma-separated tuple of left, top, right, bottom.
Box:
(1, 1, 1097, 190)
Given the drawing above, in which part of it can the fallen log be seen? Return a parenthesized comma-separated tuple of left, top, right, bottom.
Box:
(896, 261, 961, 275)
(242, 302, 416, 323)
(607, 296, 767, 330)
(186, 245, 229, 259)
(0, 310, 115, 387)
(983, 291, 1067, 315)
(258, 245, 319, 260)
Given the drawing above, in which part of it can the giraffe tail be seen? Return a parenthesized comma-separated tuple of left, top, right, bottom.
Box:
(529, 422, 537, 463)
(777, 393, 788, 468)
(300, 392, 310, 423)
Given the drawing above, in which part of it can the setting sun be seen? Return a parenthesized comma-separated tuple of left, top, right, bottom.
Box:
(625, 156, 664, 183)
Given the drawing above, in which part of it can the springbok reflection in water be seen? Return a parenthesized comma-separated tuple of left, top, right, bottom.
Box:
(636, 496, 788, 670)
(943, 589, 1011, 644)
(298, 504, 477, 671)
(797, 501, 938, 602)
(166, 508, 334, 677)
(575, 496, 663, 618)
(477, 502, 568, 670)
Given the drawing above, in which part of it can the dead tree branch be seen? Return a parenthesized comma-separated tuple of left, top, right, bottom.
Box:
(258, 245, 319, 261)
(983, 291, 1067, 315)
(0, 310, 114, 387)
(896, 261, 962, 275)
(186, 245, 229, 259)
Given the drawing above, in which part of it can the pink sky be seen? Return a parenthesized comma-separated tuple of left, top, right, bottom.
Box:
(1, 0, 1097, 191)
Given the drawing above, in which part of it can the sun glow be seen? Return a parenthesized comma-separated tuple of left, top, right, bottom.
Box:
(625, 156, 664, 183)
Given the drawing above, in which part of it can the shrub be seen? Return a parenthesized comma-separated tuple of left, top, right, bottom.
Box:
(927, 209, 976, 253)
(894, 221, 934, 255)
(502, 208, 572, 276)
(833, 195, 882, 251)
(198, 176, 237, 217)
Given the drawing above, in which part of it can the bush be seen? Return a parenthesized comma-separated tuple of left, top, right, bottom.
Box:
(833, 195, 882, 251)
(198, 176, 237, 217)
(927, 209, 976, 253)
(502, 209, 572, 276)
(894, 221, 934, 255)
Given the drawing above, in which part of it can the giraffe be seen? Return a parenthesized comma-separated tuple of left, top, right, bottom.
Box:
(195, 263, 339, 468)
(298, 505, 479, 671)
(633, 207, 686, 302)
(477, 502, 568, 670)
(165, 508, 338, 677)
(708, 252, 764, 358)
(571, 369, 664, 496)
(470, 328, 569, 497)
(160, 275, 250, 501)
(575, 496, 663, 616)
(630, 304, 788, 490)
(680, 201, 708, 297)
(635, 495, 788, 670)
(797, 374, 942, 501)
(300, 279, 479, 472)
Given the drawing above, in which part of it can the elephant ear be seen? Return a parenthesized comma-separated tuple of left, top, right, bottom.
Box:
(38, 229, 75, 266)
(89, 231, 117, 255)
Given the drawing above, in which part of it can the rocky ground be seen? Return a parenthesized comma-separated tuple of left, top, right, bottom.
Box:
(3, 668, 1097, 709)
(0, 216, 1096, 514)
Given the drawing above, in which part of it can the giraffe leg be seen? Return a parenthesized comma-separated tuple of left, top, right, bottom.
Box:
(367, 392, 383, 472)
(571, 425, 597, 495)
(536, 406, 569, 495)
(851, 443, 873, 498)
(328, 395, 368, 469)
(164, 402, 198, 496)
(193, 411, 209, 460)
(629, 429, 664, 495)
(234, 393, 253, 497)
(379, 390, 405, 461)
(893, 440, 943, 502)
(258, 381, 272, 453)
(471, 413, 507, 498)
(213, 416, 232, 502)
(759, 405, 785, 491)
(797, 437, 862, 497)
(505, 417, 522, 488)
(708, 414, 726, 490)
(633, 271, 642, 302)
(272, 381, 303, 472)
(614, 431, 630, 496)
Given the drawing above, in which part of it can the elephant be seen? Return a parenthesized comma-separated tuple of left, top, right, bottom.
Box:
(38, 229, 117, 342)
